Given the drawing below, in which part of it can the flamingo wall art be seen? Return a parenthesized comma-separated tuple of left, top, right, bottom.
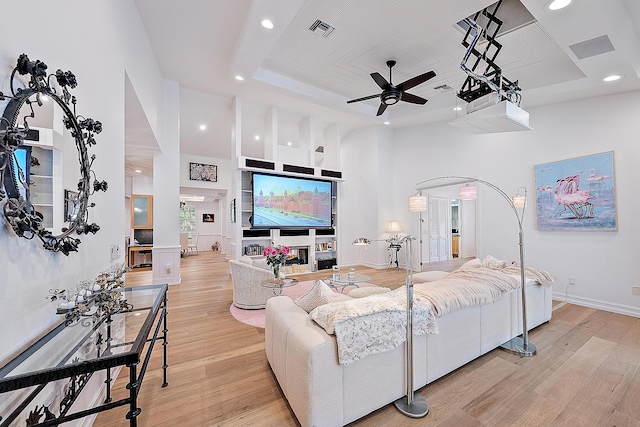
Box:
(535, 151, 617, 231)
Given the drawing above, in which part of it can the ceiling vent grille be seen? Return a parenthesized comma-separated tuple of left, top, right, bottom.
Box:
(569, 35, 615, 59)
(309, 19, 335, 37)
(434, 84, 453, 92)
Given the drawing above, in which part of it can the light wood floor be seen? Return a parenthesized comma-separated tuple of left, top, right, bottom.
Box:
(93, 251, 640, 427)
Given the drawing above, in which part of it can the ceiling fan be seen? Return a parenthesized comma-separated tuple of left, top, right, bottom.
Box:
(347, 60, 436, 116)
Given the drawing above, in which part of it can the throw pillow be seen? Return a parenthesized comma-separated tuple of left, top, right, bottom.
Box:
(481, 254, 507, 269)
(240, 255, 254, 266)
(328, 293, 353, 303)
(252, 258, 270, 271)
(295, 280, 335, 313)
(459, 258, 482, 270)
(348, 287, 392, 298)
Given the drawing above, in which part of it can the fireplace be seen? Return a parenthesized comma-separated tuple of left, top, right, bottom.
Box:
(285, 246, 309, 266)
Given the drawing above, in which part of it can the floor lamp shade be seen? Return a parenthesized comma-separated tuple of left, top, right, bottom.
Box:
(408, 195, 427, 212)
(459, 183, 477, 200)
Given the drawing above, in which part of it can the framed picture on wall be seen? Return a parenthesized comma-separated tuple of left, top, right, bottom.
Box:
(203, 213, 214, 223)
(189, 162, 217, 182)
(534, 151, 617, 231)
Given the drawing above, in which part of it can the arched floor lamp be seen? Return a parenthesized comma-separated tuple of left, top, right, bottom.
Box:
(352, 234, 429, 418)
(410, 176, 536, 357)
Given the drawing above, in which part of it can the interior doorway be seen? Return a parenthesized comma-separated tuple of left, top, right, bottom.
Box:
(417, 183, 477, 266)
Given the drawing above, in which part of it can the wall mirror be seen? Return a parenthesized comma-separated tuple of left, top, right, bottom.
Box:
(0, 54, 107, 255)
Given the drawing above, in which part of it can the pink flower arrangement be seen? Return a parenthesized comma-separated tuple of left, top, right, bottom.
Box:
(263, 245, 290, 268)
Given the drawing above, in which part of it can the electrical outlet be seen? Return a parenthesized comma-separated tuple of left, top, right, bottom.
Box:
(165, 264, 172, 274)
(632, 286, 640, 295)
(568, 277, 576, 285)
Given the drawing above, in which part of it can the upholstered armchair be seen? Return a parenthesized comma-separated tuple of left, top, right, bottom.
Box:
(229, 259, 278, 309)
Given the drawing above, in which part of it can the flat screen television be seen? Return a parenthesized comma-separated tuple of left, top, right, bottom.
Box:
(251, 172, 333, 229)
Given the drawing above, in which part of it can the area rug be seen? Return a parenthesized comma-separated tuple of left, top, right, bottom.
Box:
(229, 280, 378, 328)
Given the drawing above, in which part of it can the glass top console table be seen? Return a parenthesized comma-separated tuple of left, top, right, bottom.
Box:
(0, 284, 168, 426)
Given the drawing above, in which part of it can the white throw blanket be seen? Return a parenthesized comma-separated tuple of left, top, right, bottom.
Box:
(502, 266, 556, 287)
(414, 268, 521, 317)
(310, 287, 438, 365)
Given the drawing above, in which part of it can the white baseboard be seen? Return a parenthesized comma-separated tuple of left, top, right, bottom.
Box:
(552, 292, 640, 318)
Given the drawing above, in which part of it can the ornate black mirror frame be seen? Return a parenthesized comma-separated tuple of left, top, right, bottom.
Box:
(0, 54, 107, 255)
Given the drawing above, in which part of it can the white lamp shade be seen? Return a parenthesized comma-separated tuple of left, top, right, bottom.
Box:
(459, 184, 477, 200)
(511, 194, 526, 208)
(408, 195, 427, 212)
(386, 220, 402, 233)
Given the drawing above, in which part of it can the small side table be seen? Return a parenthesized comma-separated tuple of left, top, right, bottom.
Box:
(326, 273, 372, 292)
(260, 278, 299, 296)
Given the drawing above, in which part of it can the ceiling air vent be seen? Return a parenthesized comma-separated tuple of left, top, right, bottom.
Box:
(434, 84, 453, 93)
(569, 35, 615, 60)
(309, 19, 335, 38)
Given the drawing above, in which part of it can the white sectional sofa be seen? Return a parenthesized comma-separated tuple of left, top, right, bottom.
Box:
(265, 276, 552, 427)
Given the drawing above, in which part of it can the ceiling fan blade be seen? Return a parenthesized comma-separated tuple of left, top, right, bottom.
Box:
(370, 72, 391, 90)
(346, 94, 381, 104)
(401, 92, 428, 105)
(376, 103, 388, 116)
(396, 70, 436, 92)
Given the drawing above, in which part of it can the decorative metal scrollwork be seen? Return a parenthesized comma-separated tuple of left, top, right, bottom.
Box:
(0, 54, 107, 254)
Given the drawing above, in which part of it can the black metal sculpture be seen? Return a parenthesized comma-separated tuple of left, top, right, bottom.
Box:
(0, 54, 107, 254)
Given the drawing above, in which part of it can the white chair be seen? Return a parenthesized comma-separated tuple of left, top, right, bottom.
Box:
(188, 232, 199, 255)
(180, 233, 189, 257)
(229, 259, 275, 309)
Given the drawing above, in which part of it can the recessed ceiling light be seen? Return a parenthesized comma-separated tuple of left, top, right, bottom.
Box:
(255, 135, 260, 141)
(453, 106, 463, 111)
(261, 19, 274, 29)
(235, 75, 244, 81)
(547, 0, 571, 11)
(383, 121, 390, 125)
(135, 169, 142, 173)
(603, 74, 623, 82)
(287, 141, 292, 146)
(199, 124, 207, 131)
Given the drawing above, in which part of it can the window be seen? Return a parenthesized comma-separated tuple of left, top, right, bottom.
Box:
(179, 206, 195, 232)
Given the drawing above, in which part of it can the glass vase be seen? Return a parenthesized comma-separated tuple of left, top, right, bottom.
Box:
(273, 265, 280, 283)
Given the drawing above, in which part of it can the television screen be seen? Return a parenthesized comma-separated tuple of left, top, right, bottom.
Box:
(252, 173, 332, 228)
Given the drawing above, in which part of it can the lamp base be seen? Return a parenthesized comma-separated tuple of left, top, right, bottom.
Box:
(500, 336, 537, 357)
(394, 394, 429, 418)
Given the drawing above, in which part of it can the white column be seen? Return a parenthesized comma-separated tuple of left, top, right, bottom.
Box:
(152, 80, 181, 285)
(264, 106, 277, 161)
(299, 116, 314, 166)
(323, 124, 341, 170)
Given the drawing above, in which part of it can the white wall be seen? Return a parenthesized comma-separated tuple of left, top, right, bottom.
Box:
(340, 125, 396, 268)
(0, 0, 164, 420)
(390, 90, 640, 316)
